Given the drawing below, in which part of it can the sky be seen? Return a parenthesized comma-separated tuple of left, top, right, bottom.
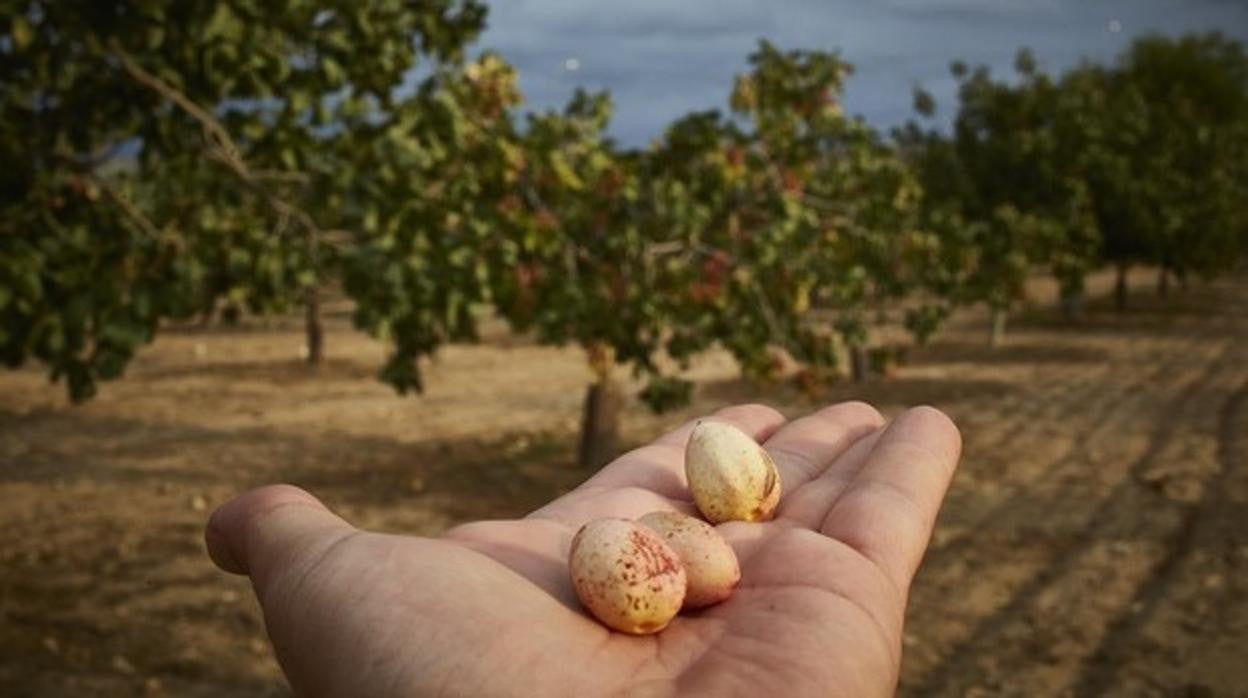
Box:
(478, 0, 1248, 146)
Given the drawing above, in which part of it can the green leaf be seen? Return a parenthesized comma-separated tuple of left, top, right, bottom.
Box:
(203, 3, 237, 41)
(320, 56, 346, 86)
(639, 376, 693, 414)
(11, 15, 33, 51)
(549, 152, 584, 191)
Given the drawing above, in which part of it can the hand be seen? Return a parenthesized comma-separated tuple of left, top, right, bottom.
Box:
(205, 402, 960, 697)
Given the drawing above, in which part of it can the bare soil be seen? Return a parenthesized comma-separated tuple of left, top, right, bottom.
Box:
(2, 269, 1245, 697)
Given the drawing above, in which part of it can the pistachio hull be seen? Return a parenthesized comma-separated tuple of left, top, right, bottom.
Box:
(684, 421, 781, 523)
(569, 518, 687, 634)
(639, 511, 740, 609)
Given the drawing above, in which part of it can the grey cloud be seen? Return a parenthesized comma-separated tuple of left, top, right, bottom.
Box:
(875, 0, 1067, 20)
(546, 10, 777, 38)
(478, 0, 1248, 146)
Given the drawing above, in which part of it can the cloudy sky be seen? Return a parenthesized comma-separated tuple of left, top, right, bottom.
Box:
(478, 0, 1248, 146)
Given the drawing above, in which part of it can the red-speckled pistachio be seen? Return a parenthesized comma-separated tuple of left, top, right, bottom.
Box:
(685, 421, 780, 523)
(639, 511, 740, 609)
(569, 518, 686, 634)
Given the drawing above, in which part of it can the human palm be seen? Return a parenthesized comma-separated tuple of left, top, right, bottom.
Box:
(206, 402, 960, 697)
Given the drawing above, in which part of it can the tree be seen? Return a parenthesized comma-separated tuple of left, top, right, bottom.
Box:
(485, 42, 950, 468)
(1, 0, 507, 399)
(1029, 34, 1248, 312)
(905, 51, 1100, 343)
(488, 90, 664, 468)
(339, 51, 522, 393)
(649, 41, 943, 386)
(1106, 34, 1248, 298)
(1053, 63, 1147, 312)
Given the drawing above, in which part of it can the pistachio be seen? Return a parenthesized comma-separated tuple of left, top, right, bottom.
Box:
(639, 511, 740, 609)
(569, 518, 686, 634)
(684, 421, 780, 523)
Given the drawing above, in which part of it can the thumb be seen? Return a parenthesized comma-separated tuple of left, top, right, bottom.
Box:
(205, 484, 355, 593)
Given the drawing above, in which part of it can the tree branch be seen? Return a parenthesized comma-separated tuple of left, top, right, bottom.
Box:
(108, 40, 347, 253)
(110, 40, 245, 171)
(93, 176, 184, 250)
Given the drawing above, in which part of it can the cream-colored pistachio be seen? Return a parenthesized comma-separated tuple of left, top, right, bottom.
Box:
(568, 518, 686, 634)
(684, 421, 780, 523)
(639, 511, 740, 609)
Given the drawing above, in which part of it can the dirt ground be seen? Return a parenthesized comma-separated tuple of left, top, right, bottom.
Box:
(2, 268, 1246, 697)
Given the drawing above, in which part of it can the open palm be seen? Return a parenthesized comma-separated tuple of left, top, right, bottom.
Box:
(206, 402, 960, 697)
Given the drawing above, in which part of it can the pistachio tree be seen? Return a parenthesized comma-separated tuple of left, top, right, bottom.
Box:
(904, 52, 1098, 343)
(1, 0, 498, 398)
(488, 90, 665, 467)
(1094, 34, 1248, 299)
(666, 41, 941, 381)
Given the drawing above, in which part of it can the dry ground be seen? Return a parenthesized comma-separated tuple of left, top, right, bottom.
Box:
(1, 268, 1245, 697)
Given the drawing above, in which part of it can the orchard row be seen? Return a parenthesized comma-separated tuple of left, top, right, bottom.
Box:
(3, 4, 1245, 464)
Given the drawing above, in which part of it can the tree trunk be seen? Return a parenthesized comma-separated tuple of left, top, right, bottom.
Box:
(1157, 268, 1170, 298)
(578, 342, 620, 469)
(1057, 272, 1086, 322)
(578, 379, 621, 470)
(1060, 290, 1085, 322)
(304, 286, 324, 365)
(989, 308, 1007, 348)
(849, 343, 870, 383)
(1115, 262, 1129, 313)
(196, 298, 217, 328)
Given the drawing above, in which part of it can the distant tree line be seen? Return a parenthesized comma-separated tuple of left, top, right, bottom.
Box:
(897, 34, 1248, 342)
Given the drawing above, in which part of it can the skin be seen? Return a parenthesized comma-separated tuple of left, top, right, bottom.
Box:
(205, 401, 961, 697)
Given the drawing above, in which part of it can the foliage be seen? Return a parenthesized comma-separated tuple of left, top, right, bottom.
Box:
(488, 90, 667, 388)
(644, 42, 941, 394)
(1, 0, 495, 399)
(1080, 34, 1248, 279)
(488, 41, 945, 411)
(340, 52, 521, 392)
(903, 51, 1096, 314)
(903, 34, 1248, 322)
(4, 4, 1247, 413)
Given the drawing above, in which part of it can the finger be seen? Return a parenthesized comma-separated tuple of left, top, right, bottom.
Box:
(777, 427, 884, 528)
(763, 401, 884, 497)
(528, 404, 786, 527)
(722, 422, 883, 563)
(205, 484, 357, 595)
(820, 406, 961, 591)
